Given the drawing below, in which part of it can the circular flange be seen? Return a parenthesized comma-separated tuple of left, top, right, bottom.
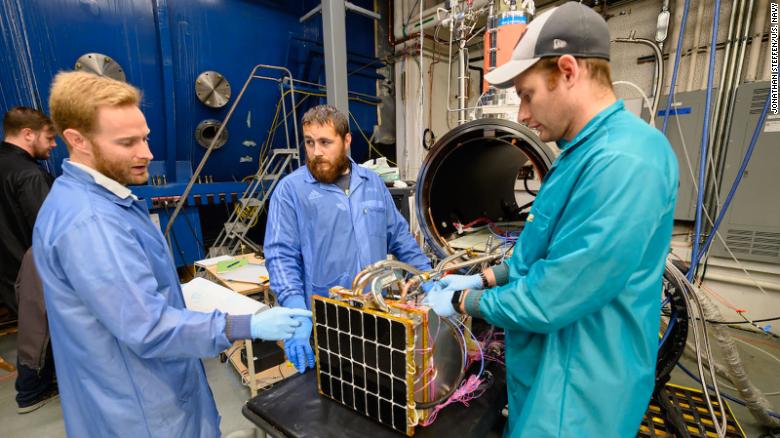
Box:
(74, 53, 126, 82)
(195, 71, 231, 108)
(415, 118, 556, 258)
(195, 119, 228, 149)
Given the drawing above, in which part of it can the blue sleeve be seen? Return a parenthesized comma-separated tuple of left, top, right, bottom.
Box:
(264, 182, 307, 309)
(382, 187, 432, 271)
(478, 154, 671, 333)
(53, 216, 232, 358)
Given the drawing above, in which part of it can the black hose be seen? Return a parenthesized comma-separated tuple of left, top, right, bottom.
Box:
(522, 172, 537, 196)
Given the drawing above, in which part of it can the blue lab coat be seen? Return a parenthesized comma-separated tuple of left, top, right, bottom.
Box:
(33, 161, 231, 438)
(265, 160, 431, 309)
(474, 101, 679, 437)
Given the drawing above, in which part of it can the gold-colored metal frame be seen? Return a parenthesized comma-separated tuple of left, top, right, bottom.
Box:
(312, 295, 432, 436)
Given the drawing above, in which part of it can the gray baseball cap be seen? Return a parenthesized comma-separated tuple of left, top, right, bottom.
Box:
(484, 2, 611, 89)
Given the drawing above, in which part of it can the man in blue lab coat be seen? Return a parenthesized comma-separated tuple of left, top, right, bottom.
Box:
(265, 104, 432, 374)
(34, 71, 311, 438)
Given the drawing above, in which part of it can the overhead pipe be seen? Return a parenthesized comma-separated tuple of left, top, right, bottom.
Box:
(761, 3, 773, 80)
(664, 0, 684, 93)
(698, 0, 742, 233)
(661, 0, 692, 135)
(613, 34, 664, 123)
(744, 0, 769, 81)
(389, 0, 438, 47)
(688, 0, 721, 282)
(685, 0, 707, 91)
(702, 0, 754, 269)
(391, 0, 490, 45)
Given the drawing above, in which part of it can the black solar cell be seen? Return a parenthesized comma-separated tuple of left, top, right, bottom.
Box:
(391, 321, 406, 350)
(363, 314, 376, 341)
(350, 309, 363, 336)
(313, 298, 413, 435)
(338, 306, 350, 331)
(378, 345, 392, 374)
(351, 336, 363, 362)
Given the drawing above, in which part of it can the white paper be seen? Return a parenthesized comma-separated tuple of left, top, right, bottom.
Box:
(194, 255, 234, 268)
(219, 263, 270, 285)
(181, 277, 265, 315)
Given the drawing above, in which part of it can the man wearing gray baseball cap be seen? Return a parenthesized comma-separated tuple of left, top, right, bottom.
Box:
(423, 2, 680, 436)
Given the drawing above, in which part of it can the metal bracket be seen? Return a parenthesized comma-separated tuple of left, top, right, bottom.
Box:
(299, 1, 381, 22)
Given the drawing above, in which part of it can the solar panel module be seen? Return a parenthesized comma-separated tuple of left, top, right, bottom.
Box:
(313, 291, 464, 436)
(311, 255, 502, 435)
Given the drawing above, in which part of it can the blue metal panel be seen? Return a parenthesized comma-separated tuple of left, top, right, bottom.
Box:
(152, 0, 179, 181)
(0, 0, 380, 266)
(2, 0, 171, 175)
(168, 0, 308, 182)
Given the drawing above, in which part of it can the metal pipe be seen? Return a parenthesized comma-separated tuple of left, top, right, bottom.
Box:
(301, 2, 381, 23)
(715, 0, 754, 154)
(761, 2, 773, 80)
(745, 0, 768, 81)
(660, 0, 692, 135)
(613, 35, 664, 124)
(457, 38, 469, 124)
(704, 0, 738, 115)
(430, 253, 501, 275)
(699, 0, 742, 230)
(685, 0, 707, 91)
(371, 275, 390, 312)
(435, 250, 469, 272)
(703, 0, 753, 264)
(664, 0, 685, 95)
(299, 4, 322, 22)
(345, 1, 381, 20)
(352, 259, 424, 294)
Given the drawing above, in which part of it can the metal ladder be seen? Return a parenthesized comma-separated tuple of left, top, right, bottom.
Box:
(209, 147, 298, 256)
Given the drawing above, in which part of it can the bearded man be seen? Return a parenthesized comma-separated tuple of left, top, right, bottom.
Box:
(33, 71, 311, 437)
(264, 104, 432, 374)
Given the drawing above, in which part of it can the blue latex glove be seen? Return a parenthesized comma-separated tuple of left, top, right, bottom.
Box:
(421, 289, 457, 317)
(421, 280, 436, 293)
(250, 307, 311, 340)
(285, 316, 315, 373)
(430, 274, 482, 294)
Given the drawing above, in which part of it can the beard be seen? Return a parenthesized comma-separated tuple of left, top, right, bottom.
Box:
(92, 143, 149, 186)
(307, 148, 350, 184)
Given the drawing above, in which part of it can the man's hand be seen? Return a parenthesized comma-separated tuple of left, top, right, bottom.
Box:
(429, 274, 482, 294)
(422, 289, 458, 317)
(250, 307, 311, 340)
(284, 317, 316, 374)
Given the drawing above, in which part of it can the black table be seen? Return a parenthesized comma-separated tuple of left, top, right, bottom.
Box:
(242, 365, 507, 438)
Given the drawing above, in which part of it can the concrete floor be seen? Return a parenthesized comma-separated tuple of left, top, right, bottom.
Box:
(1, 327, 778, 437)
(0, 332, 258, 438)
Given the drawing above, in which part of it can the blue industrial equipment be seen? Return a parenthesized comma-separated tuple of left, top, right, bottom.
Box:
(0, 0, 382, 266)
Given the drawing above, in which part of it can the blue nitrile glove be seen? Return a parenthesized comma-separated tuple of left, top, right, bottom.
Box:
(422, 289, 457, 317)
(285, 316, 315, 374)
(430, 274, 482, 294)
(250, 307, 311, 340)
(421, 280, 436, 293)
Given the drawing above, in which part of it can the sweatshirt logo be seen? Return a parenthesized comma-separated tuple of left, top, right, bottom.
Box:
(308, 190, 323, 201)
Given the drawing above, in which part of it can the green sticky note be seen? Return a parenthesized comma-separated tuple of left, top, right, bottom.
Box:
(216, 258, 247, 273)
